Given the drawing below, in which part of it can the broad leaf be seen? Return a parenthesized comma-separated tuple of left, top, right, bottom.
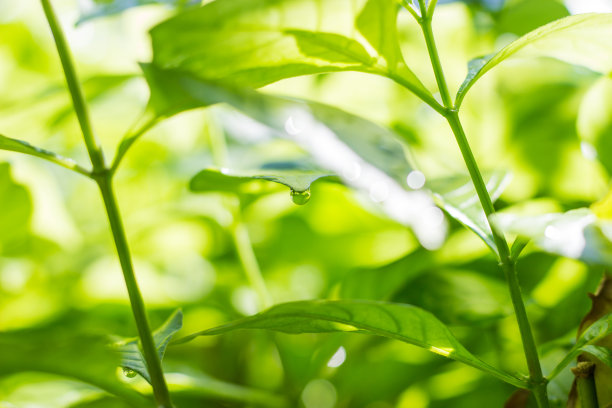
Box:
(77, 0, 198, 24)
(142, 65, 445, 246)
(175, 299, 527, 388)
(581, 345, 612, 369)
(493, 208, 612, 266)
(0, 134, 89, 175)
(149, 0, 434, 103)
(116, 309, 182, 384)
(0, 329, 150, 407)
(457, 13, 612, 107)
(428, 170, 512, 254)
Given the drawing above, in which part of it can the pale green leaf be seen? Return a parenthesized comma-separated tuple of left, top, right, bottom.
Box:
(428, 170, 512, 254)
(457, 13, 612, 107)
(494, 208, 612, 266)
(175, 299, 527, 388)
(149, 0, 433, 102)
(0, 134, 89, 176)
(117, 309, 182, 384)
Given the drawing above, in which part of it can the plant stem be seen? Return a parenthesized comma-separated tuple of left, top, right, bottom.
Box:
(416, 7, 549, 407)
(572, 362, 599, 408)
(39, 0, 105, 172)
(96, 174, 173, 408)
(40, 1, 172, 406)
(231, 216, 273, 310)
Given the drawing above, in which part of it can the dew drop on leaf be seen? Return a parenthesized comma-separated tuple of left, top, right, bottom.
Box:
(291, 189, 311, 205)
(122, 367, 137, 378)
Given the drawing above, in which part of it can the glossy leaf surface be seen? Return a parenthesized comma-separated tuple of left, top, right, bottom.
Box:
(176, 299, 526, 388)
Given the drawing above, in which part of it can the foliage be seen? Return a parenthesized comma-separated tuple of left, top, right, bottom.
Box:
(1, 0, 612, 407)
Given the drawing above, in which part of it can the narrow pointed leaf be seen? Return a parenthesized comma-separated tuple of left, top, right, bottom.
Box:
(428, 170, 512, 254)
(175, 300, 527, 388)
(494, 208, 612, 266)
(457, 13, 612, 107)
(548, 313, 612, 380)
(117, 309, 183, 384)
(149, 0, 433, 101)
(0, 134, 89, 176)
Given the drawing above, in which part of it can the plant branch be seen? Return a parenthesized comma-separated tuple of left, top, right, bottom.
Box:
(40, 2, 172, 405)
(96, 174, 173, 408)
(39, 0, 105, 172)
(111, 112, 160, 174)
(417, 11, 549, 408)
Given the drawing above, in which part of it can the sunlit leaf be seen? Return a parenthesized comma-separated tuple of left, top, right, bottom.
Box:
(77, 0, 198, 24)
(428, 170, 512, 254)
(0, 134, 89, 175)
(457, 13, 612, 107)
(0, 162, 32, 248)
(493, 208, 612, 266)
(175, 299, 527, 388)
(149, 0, 434, 103)
(141, 65, 445, 246)
(116, 309, 182, 384)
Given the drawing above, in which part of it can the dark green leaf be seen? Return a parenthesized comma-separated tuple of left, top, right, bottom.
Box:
(457, 13, 612, 107)
(0, 329, 150, 407)
(149, 0, 432, 100)
(175, 299, 527, 388)
(428, 170, 512, 254)
(190, 165, 333, 194)
(116, 309, 182, 384)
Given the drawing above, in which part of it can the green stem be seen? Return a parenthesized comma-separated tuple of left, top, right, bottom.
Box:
(572, 361, 599, 408)
(39, 0, 105, 172)
(231, 216, 273, 310)
(417, 8, 549, 407)
(40, 1, 172, 405)
(96, 174, 173, 408)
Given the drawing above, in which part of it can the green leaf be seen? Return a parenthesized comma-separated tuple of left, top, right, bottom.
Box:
(0, 162, 32, 249)
(547, 313, 612, 380)
(581, 345, 612, 369)
(0, 134, 89, 176)
(141, 65, 445, 246)
(493, 208, 612, 266)
(0, 328, 150, 407)
(456, 13, 612, 108)
(77, 0, 198, 25)
(116, 309, 182, 384)
(190, 164, 333, 194)
(175, 299, 527, 388)
(149, 0, 433, 102)
(428, 170, 512, 254)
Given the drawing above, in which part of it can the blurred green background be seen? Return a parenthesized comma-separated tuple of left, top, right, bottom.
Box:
(1, 0, 612, 407)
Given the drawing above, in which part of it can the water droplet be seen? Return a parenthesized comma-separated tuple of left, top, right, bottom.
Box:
(285, 116, 302, 135)
(407, 170, 426, 189)
(122, 368, 137, 378)
(291, 189, 311, 205)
